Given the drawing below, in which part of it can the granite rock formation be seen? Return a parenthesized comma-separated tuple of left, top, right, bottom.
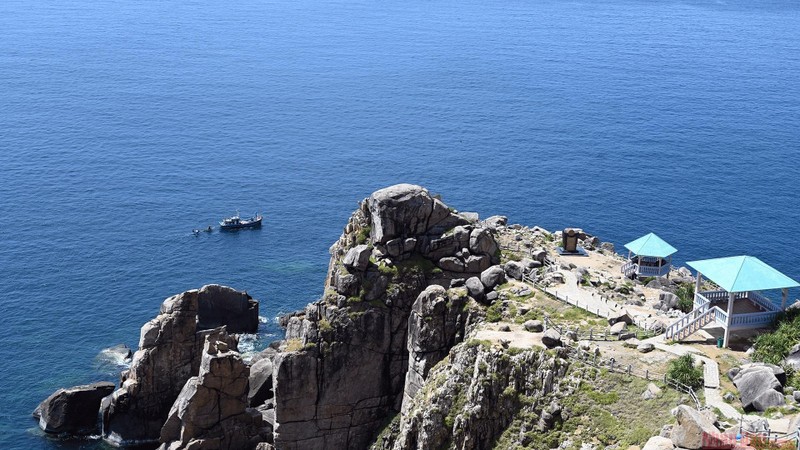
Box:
(33, 382, 116, 435)
(271, 184, 500, 450)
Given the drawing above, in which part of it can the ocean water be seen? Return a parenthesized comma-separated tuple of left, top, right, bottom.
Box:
(1, 0, 799, 447)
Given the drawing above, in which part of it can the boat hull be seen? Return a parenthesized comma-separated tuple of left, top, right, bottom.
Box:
(219, 217, 262, 230)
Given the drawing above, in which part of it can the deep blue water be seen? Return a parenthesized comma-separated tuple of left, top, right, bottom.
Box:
(1, 0, 799, 447)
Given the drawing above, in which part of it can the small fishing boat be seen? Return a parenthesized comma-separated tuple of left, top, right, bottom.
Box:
(220, 212, 262, 230)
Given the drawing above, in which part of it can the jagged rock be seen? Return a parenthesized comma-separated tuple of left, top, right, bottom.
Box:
(609, 322, 627, 335)
(480, 265, 506, 290)
(248, 358, 274, 407)
(343, 244, 371, 271)
(469, 228, 499, 261)
(483, 215, 507, 229)
(393, 343, 573, 450)
(786, 344, 800, 370)
(465, 277, 486, 302)
(608, 310, 633, 326)
(197, 284, 259, 333)
(733, 364, 784, 411)
(542, 329, 562, 348)
(438, 256, 466, 272)
(524, 320, 543, 332)
(33, 382, 115, 435)
(504, 261, 525, 280)
(530, 249, 547, 263)
(642, 436, 674, 450)
(658, 293, 680, 311)
(101, 289, 239, 447)
(368, 184, 449, 244)
(464, 255, 492, 273)
(669, 405, 720, 449)
(450, 278, 465, 288)
(742, 417, 769, 433)
(158, 338, 271, 450)
(521, 258, 542, 270)
(485, 291, 499, 302)
(599, 242, 615, 253)
(637, 343, 655, 353)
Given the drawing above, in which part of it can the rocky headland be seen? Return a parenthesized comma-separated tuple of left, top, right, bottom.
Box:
(35, 184, 798, 450)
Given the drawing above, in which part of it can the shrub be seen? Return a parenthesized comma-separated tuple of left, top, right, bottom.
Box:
(753, 308, 800, 365)
(675, 283, 695, 313)
(667, 354, 703, 389)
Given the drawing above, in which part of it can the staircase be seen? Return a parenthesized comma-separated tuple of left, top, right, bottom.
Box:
(664, 307, 716, 341)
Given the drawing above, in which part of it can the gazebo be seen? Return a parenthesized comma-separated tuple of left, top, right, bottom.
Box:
(621, 233, 677, 278)
(665, 256, 800, 347)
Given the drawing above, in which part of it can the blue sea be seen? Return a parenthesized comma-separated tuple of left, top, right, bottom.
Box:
(1, 0, 799, 447)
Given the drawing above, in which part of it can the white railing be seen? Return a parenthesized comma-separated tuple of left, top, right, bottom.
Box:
(730, 311, 780, 328)
(697, 290, 729, 303)
(636, 265, 671, 277)
(621, 261, 637, 277)
(712, 306, 728, 325)
(747, 290, 780, 312)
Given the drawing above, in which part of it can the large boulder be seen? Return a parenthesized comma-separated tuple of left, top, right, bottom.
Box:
(158, 338, 271, 450)
(524, 320, 543, 333)
(33, 382, 116, 435)
(542, 329, 562, 348)
(343, 244, 371, 272)
(785, 343, 800, 370)
(367, 184, 449, 244)
(642, 436, 674, 450)
(504, 261, 525, 281)
(657, 293, 680, 311)
(607, 310, 633, 326)
(469, 228, 499, 262)
(465, 277, 486, 303)
(669, 405, 721, 449)
(480, 265, 506, 290)
(248, 358, 274, 407)
(197, 284, 260, 333)
(609, 321, 627, 335)
(733, 364, 784, 411)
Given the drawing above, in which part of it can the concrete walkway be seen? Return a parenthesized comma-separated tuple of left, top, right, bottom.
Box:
(542, 270, 620, 318)
(643, 334, 742, 421)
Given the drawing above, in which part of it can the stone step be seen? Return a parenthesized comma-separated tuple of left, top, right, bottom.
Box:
(703, 359, 720, 389)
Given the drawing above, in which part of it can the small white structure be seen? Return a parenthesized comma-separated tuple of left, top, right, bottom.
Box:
(665, 255, 800, 347)
(621, 233, 677, 278)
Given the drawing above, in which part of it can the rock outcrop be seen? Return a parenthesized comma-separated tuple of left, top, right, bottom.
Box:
(386, 343, 576, 450)
(732, 363, 785, 411)
(101, 286, 256, 447)
(271, 185, 499, 450)
(33, 382, 115, 435)
(669, 405, 721, 449)
(158, 338, 271, 450)
(196, 284, 260, 333)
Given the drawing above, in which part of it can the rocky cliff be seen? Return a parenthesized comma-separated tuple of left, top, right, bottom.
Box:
(271, 184, 504, 450)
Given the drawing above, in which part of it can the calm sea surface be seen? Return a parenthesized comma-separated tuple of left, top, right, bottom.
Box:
(1, 0, 799, 447)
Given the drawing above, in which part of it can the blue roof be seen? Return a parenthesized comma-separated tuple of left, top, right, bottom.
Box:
(624, 233, 677, 258)
(687, 256, 800, 293)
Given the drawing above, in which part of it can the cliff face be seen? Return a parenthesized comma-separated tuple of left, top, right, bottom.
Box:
(271, 184, 500, 450)
(382, 343, 576, 450)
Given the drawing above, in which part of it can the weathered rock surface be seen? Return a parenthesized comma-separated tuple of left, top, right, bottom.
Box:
(401, 285, 476, 413)
(101, 289, 243, 447)
(642, 436, 674, 450)
(33, 382, 115, 435)
(733, 363, 785, 411)
(158, 338, 271, 450)
(479, 265, 506, 290)
(389, 344, 576, 450)
(523, 319, 543, 332)
(271, 185, 501, 450)
(248, 357, 274, 407)
(197, 284, 260, 333)
(542, 329, 562, 348)
(669, 405, 720, 449)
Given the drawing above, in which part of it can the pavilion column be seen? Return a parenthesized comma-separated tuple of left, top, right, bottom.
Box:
(724, 291, 735, 348)
(695, 273, 702, 294)
(783, 288, 789, 310)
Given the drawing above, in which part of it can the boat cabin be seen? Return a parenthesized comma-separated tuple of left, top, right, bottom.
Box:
(665, 255, 800, 347)
(621, 233, 677, 278)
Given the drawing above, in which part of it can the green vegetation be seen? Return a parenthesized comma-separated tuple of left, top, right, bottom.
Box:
(486, 302, 504, 323)
(667, 354, 703, 389)
(752, 309, 800, 366)
(494, 372, 679, 449)
(749, 435, 796, 450)
(318, 318, 332, 332)
(355, 225, 372, 245)
(675, 283, 695, 313)
(285, 338, 304, 352)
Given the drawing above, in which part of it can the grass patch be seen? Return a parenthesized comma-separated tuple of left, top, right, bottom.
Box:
(486, 302, 503, 323)
(675, 283, 695, 313)
(355, 225, 371, 245)
(285, 338, 304, 352)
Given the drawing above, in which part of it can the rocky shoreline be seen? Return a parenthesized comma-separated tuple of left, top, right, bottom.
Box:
(34, 184, 788, 450)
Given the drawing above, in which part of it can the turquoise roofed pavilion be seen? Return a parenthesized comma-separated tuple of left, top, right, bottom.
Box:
(621, 233, 677, 278)
(664, 256, 800, 348)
